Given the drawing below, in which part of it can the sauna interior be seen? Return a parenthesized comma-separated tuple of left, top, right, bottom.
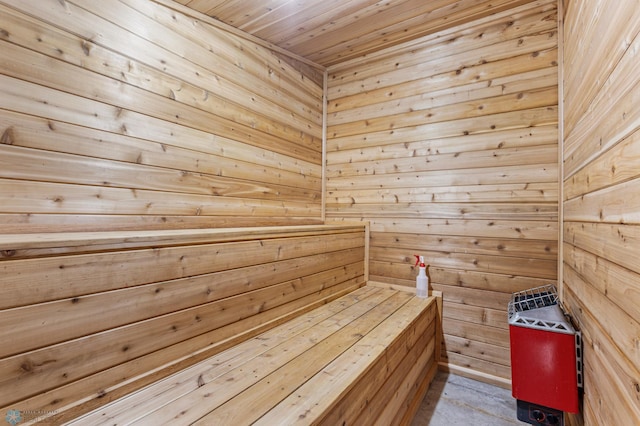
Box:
(0, 0, 639, 425)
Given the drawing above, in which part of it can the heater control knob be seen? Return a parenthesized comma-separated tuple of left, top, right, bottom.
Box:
(532, 410, 545, 422)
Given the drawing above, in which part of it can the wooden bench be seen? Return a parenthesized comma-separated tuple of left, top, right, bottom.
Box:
(0, 224, 440, 425)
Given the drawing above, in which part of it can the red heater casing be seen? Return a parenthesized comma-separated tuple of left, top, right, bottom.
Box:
(509, 286, 581, 414)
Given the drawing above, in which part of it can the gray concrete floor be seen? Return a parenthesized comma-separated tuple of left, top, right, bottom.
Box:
(411, 371, 523, 425)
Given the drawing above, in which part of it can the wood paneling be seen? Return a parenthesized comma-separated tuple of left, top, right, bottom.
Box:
(563, 0, 640, 423)
(326, 0, 559, 383)
(0, 225, 367, 421)
(0, 0, 324, 232)
(64, 286, 437, 426)
(177, 0, 537, 67)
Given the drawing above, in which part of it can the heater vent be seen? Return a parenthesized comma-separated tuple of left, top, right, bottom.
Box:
(508, 285, 574, 334)
(575, 331, 584, 388)
(513, 317, 570, 331)
(509, 284, 558, 315)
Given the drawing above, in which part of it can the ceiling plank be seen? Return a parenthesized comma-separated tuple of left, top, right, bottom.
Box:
(180, 0, 541, 67)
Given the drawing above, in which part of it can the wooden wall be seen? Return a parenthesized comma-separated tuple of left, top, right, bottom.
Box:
(562, 0, 640, 424)
(326, 0, 559, 385)
(0, 224, 366, 422)
(0, 0, 324, 233)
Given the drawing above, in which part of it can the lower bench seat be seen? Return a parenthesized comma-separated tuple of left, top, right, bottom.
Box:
(68, 285, 439, 426)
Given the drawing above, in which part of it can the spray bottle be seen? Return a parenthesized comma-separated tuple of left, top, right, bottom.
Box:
(414, 255, 429, 298)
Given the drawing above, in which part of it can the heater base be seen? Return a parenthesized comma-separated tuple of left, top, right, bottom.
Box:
(517, 400, 564, 426)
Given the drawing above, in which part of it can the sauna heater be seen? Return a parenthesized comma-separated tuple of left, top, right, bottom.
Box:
(508, 285, 582, 426)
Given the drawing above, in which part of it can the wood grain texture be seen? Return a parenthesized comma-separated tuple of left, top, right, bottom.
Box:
(179, 0, 538, 67)
(61, 286, 437, 425)
(0, 0, 323, 232)
(563, 0, 640, 424)
(326, 0, 559, 382)
(0, 225, 367, 422)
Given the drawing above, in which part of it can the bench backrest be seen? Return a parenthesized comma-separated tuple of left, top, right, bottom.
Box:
(0, 224, 367, 420)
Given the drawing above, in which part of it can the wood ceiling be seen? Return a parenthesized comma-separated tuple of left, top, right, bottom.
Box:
(175, 0, 535, 67)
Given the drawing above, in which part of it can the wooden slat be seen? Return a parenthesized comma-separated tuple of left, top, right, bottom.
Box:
(0, 226, 368, 420)
(0, 40, 319, 160)
(327, 145, 558, 177)
(394, 359, 439, 425)
(0, 0, 325, 231)
(66, 288, 438, 426)
(0, 224, 362, 255)
(328, 87, 557, 139)
(444, 351, 511, 380)
(148, 0, 326, 71)
(564, 128, 640, 201)
(326, 125, 558, 164)
(564, 27, 640, 177)
(564, 222, 640, 276)
(562, 265, 640, 370)
(367, 218, 558, 240)
(0, 178, 318, 218)
(0, 144, 317, 202)
(330, 50, 557, 115)
(564, 243, 639, 324)
(327, 163, 559, 190)
(248, 296, 435, 425)
(328, 106, 559, 152)
(366, 269, 547, 295)
(427, 267, 551, 293)
(177, 0, 554, 68)
(311, 0, 549, 66)
(370, 246, 557, 280)
(0, 231, 364, 308)
(562, 283, 640, 424)
(68, 286, 385, 426)
(119, 0, 324, 102)
(0, 214, 323, 234)
(327, 203, 557, 222)
(563, 2, 640, 140)
(0, 110, 321, 190)
(562, 2, 640, 421)
(328, 33, 556, 100)
(192, 290, 414, 425)
(431, 284, 512, 311)
(2, 0, 322, 123)
(443, 302, 508, 330)
(0, 266, 364, 406)
(443, 334, 510, 367)
(339, 323, 435, 425)
(564, 175, 640, 224)
(7, 279, 364, 423)
(328, 182, 559, 204)
(443, 318, 509, 348)
(0, 252, 364, 358)
(0, 4, 320, 138)
(0, 75, 315, 165)
(371, 232, 557, 260)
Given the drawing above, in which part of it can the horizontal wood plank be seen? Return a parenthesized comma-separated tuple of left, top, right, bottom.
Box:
(200, 291, 414, 424)
(0, 0, 324, 230)
(0, 226, 368, 419)
(0, 214, 325, 235)
(67, 286, 384, 425)
(0, 231, 364, 308)
(371, 232, 557, 260)
(62, 287, 438, 426)
(326, 125, 558, 164)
